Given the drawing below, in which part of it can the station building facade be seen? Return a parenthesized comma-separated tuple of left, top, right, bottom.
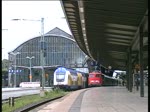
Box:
(8, 27, 88, 87)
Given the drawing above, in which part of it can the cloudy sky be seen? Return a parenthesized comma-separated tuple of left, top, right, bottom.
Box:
(2, 1, 71, 60)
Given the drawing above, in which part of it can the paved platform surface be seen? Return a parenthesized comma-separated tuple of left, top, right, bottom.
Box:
(30, 86, 148, 112)
(81, 86, 148, 112)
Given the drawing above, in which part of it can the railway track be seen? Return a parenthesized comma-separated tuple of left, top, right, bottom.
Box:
(13, 95, 64, 112)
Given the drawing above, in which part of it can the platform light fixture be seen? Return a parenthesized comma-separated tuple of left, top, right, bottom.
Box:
(10, 52, 20, 87)
(26, 56, 35, 82)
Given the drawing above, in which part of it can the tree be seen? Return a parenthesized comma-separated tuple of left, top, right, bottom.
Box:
(2, 59, 9, 84)
(2, 59, 9, 70)
(2, 67, 8, 87)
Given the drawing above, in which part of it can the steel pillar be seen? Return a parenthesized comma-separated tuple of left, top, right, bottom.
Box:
(139, 26, 144, 97)
(126, 60, 129, 90)
(128, 47, 132, 92)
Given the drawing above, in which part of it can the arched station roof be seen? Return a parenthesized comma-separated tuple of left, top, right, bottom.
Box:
(10, 27, 77, 52)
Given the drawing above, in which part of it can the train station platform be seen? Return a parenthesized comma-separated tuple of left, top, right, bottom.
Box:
(32, 86, 148, 112)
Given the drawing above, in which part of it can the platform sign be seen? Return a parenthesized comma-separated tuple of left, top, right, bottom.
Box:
(20, 82, 40, 88)
(9, 69, 22, 73)
(9, 69, 12, 73)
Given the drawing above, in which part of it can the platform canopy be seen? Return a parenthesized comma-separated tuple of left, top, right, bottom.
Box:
(61, 0, 148, 70)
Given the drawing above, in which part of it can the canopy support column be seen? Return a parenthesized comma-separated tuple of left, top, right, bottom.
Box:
(139, 25, 144, 97)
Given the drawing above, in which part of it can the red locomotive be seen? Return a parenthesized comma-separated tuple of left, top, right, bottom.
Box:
(88, 71, 103, 87)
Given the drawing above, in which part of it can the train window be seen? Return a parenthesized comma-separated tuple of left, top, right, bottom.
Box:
(89, 74, 95, 78)
(96, 74, 100, 77)
(56, 72, 65, 79)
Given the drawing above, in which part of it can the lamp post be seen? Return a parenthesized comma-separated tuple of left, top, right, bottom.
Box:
(40, 18, 46, 92)
(10, 52, 20, 87)
(26, 56, 35, 82)
(11, 18, 46, 95)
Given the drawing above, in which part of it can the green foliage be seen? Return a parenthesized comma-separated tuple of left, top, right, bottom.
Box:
(2, 69, 8, 77)
(53, 87, 62, 93)
(2, 59, 9, 77)
(2, 59, 9, 69)
(44, 90, 49, 96)
(2, 89, 67, 112)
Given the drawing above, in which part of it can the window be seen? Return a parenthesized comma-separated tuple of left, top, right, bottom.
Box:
(96, 74, 100, 77)
(89, 74, 95, 78)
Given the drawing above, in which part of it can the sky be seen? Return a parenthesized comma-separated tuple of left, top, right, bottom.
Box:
(2, 1, 72, 60)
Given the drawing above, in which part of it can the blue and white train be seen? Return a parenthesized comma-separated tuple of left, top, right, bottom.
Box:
(53, 67, 88, 90)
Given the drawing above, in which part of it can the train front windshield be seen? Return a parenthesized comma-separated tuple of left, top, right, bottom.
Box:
(89, 74, 95, 78)
(56, 72, 65, 82)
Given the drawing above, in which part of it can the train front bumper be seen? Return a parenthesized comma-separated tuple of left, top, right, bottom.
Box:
(89, 80, 101, 86)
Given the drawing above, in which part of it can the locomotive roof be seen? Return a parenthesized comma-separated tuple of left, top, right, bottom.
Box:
(89, 71, 102, 74)
(56, 67, 88, 75)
